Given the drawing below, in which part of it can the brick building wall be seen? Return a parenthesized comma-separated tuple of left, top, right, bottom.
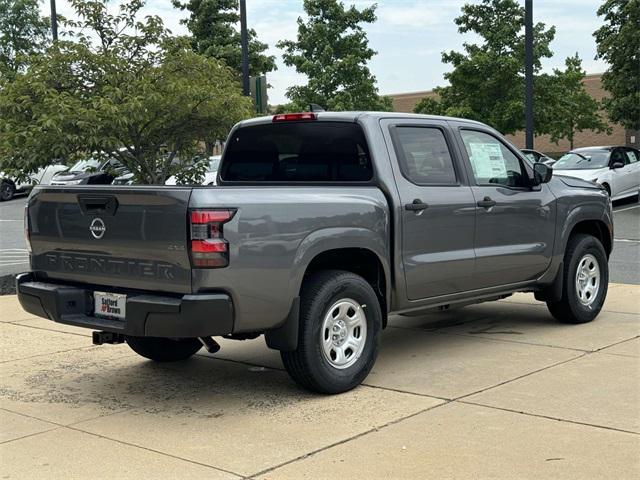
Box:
(389, 73, 638, 156)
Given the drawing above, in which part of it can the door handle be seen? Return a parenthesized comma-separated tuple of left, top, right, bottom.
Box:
(405, 199, 429, 211)
(477, 196, 496, 208)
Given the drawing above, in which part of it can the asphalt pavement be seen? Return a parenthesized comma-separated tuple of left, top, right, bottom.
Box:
(0, 193, 638, 284)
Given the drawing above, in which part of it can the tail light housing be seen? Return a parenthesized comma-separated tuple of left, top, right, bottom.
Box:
(189, 209, 235, 268)
(24, 205, 32, 254)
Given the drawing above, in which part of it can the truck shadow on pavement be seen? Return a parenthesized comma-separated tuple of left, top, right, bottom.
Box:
(2, 298, 594, 421)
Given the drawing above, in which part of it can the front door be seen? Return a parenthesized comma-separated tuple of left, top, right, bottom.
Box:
(457, 128, 556, 288)
(383, 120, 476, 300)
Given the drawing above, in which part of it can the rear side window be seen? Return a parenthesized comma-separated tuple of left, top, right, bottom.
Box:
(391, 127, 457, 185)
(220, 122, 373, 182)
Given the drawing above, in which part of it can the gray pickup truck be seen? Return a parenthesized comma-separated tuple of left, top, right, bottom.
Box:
(17, 112, 613, 394)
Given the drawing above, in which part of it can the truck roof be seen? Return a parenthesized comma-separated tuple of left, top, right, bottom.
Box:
(237, 111, 488, 128)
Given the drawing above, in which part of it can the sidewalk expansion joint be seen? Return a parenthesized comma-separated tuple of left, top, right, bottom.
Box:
(458, 400, 640, 436)
(245, 400, 453, 479)
(64, 424, 245, 478)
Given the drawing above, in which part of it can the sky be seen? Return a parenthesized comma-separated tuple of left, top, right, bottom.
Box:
(47, 0, 607, 105)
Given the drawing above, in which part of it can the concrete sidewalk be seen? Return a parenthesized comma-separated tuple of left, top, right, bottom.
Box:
(1, 284, 638, 479)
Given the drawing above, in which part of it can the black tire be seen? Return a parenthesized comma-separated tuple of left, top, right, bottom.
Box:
(125, 336, 202, 362)
(602, 183, 611, 197)
(1, 181, 15, 201)
(546, 234, 608, 324)
(281, 270, 382, 394)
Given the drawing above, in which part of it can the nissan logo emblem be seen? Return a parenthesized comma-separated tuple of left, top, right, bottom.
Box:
(89, 218, 106, 239)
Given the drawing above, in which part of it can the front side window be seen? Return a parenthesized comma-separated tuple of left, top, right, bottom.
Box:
(611, 149, 626, 165)
(392, 127, 457, 185)
(460, 130, 527, 187)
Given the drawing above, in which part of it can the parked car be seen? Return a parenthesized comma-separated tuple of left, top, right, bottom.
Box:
(165, 155, 222, 186)
(0, 164, 68, 201)
(50, 157, 126, 185)
(521, 148, 556, 166)
(18, 112, 613, 394)
(111, 172, 134, 185)
(552, 146, 640, 201)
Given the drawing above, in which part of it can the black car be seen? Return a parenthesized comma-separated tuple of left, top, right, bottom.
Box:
(50, 157, 127, 185)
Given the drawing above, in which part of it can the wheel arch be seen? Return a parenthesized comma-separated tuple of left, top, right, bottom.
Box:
(567, 219, 612, 258)
(266, 229, 391, 352)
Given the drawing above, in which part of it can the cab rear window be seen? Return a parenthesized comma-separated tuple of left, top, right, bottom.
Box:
(220, 122, 373, 182)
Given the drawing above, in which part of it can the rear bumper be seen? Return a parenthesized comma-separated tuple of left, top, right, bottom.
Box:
(16, 273, 234, 338)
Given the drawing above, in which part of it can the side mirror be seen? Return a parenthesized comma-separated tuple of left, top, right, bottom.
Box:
(532, 162, 552, 185)
(611, 162, 624, 169)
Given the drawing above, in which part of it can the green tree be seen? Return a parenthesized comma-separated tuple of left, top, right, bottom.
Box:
(594, 0, 640, 130)
(0, 0, 50, 82)
(414, 0, 556, 134)
(0, 0, 252, 184)
(277, 0, 392, 112)
(173, 0, 276, 76)
(546, 55, 609, 149)
(413, 96, 446, 116)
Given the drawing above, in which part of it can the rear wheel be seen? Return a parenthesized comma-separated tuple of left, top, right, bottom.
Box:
(546, 234, 608, 324)
(0, 181, 15, 201)
(281, 270, 382, 394)
(125, 336, 202, 362)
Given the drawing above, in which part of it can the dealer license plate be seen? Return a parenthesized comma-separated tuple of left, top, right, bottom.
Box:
(94, 292, 127, 321)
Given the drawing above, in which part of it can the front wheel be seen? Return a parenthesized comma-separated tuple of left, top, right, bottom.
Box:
(281, 270, 382, 394)
(546, 234, 608, 324)
(125, 336, 202, 362)
(0, 181, 15, 201)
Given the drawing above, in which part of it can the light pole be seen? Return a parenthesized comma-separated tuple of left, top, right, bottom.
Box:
(50, 0, 58, 41)
(524, 0, 534, 149)
(239, 0, 250, 96)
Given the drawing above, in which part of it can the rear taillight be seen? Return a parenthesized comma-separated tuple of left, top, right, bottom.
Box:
(189, 209, 235, 268)
(24, 205, 32, 254)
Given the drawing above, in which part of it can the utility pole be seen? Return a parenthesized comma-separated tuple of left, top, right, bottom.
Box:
(524, 0, 534, 149)
(239, 0, 250, 96)
(50, 0, 58, 41)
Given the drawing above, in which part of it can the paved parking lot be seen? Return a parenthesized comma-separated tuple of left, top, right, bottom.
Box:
(1, 285, 638, 479)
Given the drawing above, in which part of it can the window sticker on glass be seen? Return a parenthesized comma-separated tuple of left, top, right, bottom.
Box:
(468, 142, 507, 179)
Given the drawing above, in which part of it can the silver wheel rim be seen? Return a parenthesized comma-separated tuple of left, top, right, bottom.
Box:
(320, 298, 367, 370)
(575, 253, 600, 307)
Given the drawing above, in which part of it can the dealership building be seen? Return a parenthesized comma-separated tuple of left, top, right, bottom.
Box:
(390, 73, 639, 156)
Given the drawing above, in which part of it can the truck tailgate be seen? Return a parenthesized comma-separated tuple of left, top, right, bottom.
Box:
(27, 186, 193, 293)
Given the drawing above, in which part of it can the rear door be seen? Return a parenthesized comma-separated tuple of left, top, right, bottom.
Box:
(381, 119, 476, 300)
(455, 127, 556, 288)
(28, 186, 193, 293)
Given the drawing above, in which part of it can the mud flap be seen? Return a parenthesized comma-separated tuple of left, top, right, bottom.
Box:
(265, 297, 300, 351)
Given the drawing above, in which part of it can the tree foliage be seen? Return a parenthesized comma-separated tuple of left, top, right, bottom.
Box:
(0, 0, 252, 184)
(173, 0, 276, 77)
(277, 0, 392, 112)
(546, 55, 610, 149)
(414, 0, 556, 135)
(0, 0, 50, 82)
(594, 0, 640, 130)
